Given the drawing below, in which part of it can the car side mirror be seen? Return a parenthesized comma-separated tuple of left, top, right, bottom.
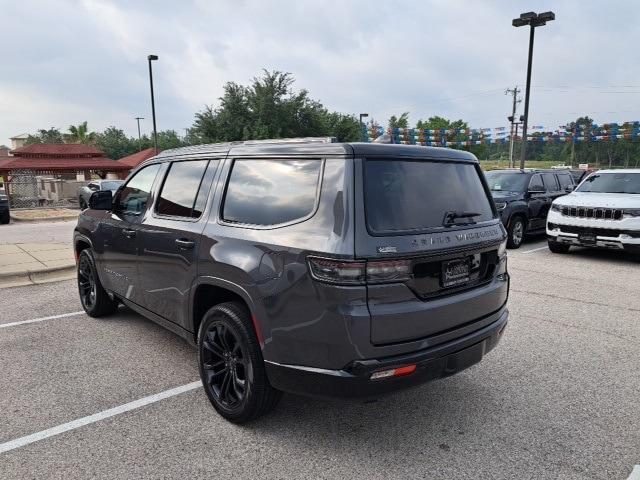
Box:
(89, 190, 113, 210)
(564, 185, 574, 193)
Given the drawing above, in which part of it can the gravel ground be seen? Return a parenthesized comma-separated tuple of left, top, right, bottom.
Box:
(0, 239, 638, 479)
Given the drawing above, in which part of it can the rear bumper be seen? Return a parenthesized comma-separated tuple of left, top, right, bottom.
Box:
(265, 308, 508, 399)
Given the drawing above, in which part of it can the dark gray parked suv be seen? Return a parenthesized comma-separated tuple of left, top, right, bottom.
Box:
(74, 138, 510, 423)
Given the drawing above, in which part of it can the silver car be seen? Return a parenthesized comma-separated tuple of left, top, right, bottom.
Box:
(78, 180, 123, 210)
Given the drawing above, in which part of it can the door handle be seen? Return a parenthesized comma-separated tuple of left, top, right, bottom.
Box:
(122, 228, 136, 238)
(175, 238, 195, 250)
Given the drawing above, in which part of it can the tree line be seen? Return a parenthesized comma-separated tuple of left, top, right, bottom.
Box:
(18, 70, 640, 168)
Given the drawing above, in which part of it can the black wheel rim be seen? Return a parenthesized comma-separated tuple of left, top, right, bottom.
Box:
(201, 322, 248, 408)
(77, 254, 97, 310)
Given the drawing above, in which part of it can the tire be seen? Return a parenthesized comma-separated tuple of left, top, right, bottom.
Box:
(198, 302, 282, 423)
(506, 215, 526, 249)
(548, 240, 570, 254)
(0, 210, 9, 224)
(77, 249, 118, 317)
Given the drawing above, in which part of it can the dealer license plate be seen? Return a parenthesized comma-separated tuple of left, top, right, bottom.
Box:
(442, 258, 471, 288)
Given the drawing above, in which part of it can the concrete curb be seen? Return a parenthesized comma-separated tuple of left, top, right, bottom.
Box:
(9, 214, 79, 223)
(0, 264, 76, 289)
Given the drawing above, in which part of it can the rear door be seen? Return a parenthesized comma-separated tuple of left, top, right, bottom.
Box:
(136, 158, 220, 328)
(527, 173, 547, 230)
(355, 157, 507, 345)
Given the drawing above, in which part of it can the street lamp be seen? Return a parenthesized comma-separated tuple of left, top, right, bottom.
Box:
(147, 54, 159, 151)
(512, 11, 555, 169)
(359, 113, 369, 141)
(134, 116, 144, 151)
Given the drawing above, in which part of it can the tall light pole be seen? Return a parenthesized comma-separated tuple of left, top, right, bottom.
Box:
(134, 117, 144, 151)
(359, 113, 369, 141)
(512, 11, 555, 169)
(505, 86, 521, 168)
(147, 54, 159, 151)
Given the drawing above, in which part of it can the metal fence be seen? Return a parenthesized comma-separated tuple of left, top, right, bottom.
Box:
(7, 170, 79, 209)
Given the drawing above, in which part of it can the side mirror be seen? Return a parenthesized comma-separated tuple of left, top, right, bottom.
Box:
(89, 190, 113, 210)
(564, 185, 574, 193)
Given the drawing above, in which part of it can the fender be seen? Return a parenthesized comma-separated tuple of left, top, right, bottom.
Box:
(188, 275, 265, 342)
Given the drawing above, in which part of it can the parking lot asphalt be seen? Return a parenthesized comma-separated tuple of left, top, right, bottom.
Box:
(0, 238, 638, 479)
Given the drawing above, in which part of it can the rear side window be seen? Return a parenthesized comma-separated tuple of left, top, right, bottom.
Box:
(364, 159, 494, 235)
(156, 160, 209, 218)
(222, 159, 322, 226)
(542, 173, 559, 191)
(557, 173, 573, 189)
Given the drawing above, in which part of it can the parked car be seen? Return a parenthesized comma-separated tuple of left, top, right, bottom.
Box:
(73, 138, 509, 423)
(547, 169, 640, 254)
(484, 169, 575, 248)
(0, 188, 9, 224)
(569, 168, 593, 186)
(77, 180, 123, 210)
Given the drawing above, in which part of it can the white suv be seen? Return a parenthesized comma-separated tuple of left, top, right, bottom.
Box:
(547, 169, 640, 255)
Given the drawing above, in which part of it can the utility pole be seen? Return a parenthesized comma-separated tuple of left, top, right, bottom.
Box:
(134, 117, 144, 151)
(505, 86, 521, 168)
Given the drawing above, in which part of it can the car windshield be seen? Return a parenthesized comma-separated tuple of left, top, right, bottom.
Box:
(576, 172, 640, 194)
(484, 171, 529, 192)
(364, 159, 494, 234)
(102, 181, 123, 190)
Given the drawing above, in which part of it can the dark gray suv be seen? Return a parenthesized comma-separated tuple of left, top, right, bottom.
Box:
(73, 138, 509, 423)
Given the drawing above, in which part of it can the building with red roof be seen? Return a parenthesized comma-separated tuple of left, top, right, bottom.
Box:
(117, 147, 159, 169)
(0, 144, 129, 175)
(0, 143, 129, 208)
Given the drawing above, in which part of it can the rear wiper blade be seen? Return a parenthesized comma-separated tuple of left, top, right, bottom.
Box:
(442, 211, 482, 226)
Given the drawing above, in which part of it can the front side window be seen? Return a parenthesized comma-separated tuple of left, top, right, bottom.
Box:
(542, 173, 559, 192)
(222, 159, 322, 226)
(156, 160, 209, 218)
(577, 172, 640, 194)
(364, 159, 494, 234)
(529, 174, 544, 191)
(115, 164, 161, 220)
(557, 173, 573, 189)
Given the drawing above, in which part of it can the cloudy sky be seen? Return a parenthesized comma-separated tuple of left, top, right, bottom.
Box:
(1, 0, 640, 146)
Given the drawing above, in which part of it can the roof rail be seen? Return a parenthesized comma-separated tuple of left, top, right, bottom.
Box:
(240, 137, 337, 145)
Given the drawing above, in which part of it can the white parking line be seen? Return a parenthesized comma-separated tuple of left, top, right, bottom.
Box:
(0, 311, 85, 330)
(627, 466, 640, 480)
(519, 245, 548, 254)
(0, 381, 202, 455)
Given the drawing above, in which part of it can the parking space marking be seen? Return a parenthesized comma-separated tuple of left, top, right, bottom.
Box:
(519, 245, 548, 254)
(0, 381, 202, 455)
(628, 466, 640, 480)
(0, 311, 86, 330)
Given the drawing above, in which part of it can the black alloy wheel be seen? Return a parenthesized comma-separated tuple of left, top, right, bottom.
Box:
(201, 321, 249, 409)
(76, 249, 118, 317)
(198, 302, 282, 423)
(78, 253, 97, 311)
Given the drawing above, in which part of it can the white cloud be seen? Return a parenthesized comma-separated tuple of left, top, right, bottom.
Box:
(1, 0, 640, 146)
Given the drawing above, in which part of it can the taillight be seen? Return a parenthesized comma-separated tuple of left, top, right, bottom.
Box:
(308, 258, 366, 284)
(307, 257, 411, 285)
(366, 260, 411, 283)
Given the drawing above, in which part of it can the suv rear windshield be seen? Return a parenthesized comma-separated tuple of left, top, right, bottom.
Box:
(484, 171, 529, 192)
(576, 172, 640, 194)
(364, 159, 494, 235)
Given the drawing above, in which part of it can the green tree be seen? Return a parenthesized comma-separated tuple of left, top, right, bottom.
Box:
(189, 70, 360, 143)
(388, 112, 410, 129)
(95, 127, 137, 159)
(25, 128, 64, 145)
(64, 121, 96, 144)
